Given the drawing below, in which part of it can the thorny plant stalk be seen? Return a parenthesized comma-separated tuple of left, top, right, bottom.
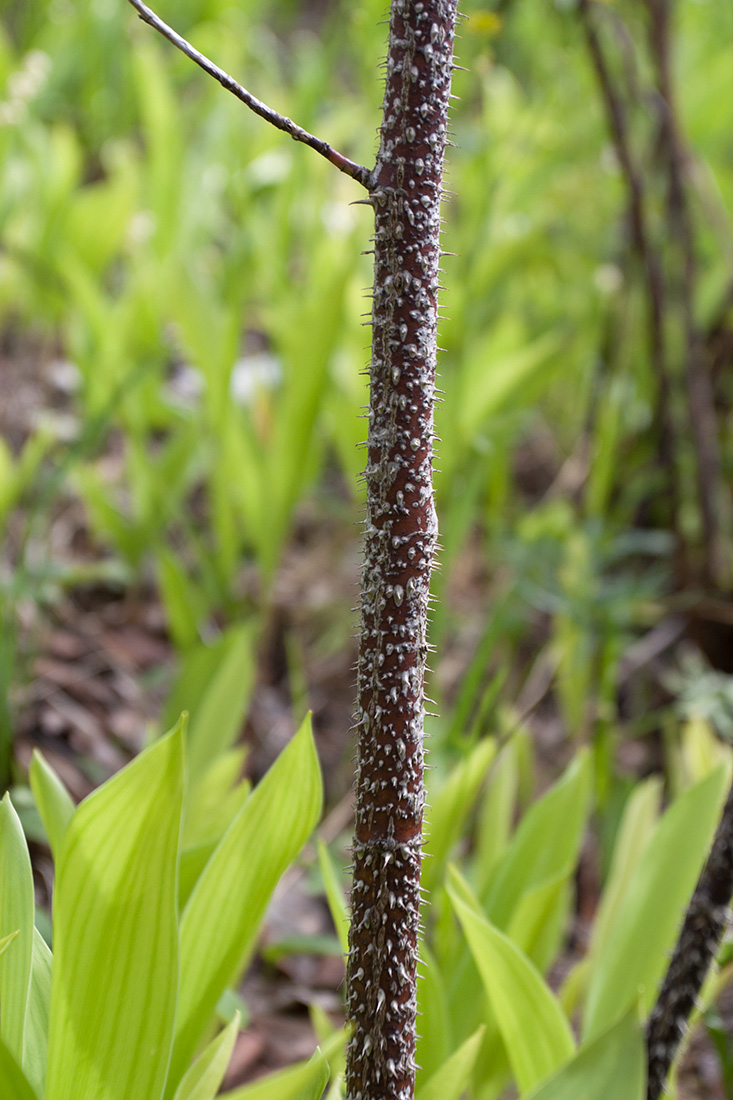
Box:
(346, 4, 457, 1099)
(123, 3, 458, 1099)
(646, 781, 733, 1100)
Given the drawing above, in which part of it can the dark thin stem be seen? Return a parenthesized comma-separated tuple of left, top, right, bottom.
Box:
(578, 0, 680, 536)
(646, 778, 733, 1100)
(124, 0, 372, 189)
(644, 0, 729, 588)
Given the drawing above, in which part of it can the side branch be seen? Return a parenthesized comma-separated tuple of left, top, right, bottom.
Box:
(125, 0, 372, 189)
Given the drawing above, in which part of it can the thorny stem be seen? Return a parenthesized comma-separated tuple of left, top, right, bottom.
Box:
(124, 0, 372, 188)
(646, 779, 733, 1100)
(125, 2, 458, 1096)
(346, 3, 457, 1099)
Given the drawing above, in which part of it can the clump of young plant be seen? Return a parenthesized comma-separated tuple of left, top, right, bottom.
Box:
(0, 716, 328, 1100)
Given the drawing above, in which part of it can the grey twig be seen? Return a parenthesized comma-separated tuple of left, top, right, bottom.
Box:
(125, 0, 372, 189)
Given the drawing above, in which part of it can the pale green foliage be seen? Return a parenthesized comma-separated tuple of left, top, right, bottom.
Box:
(525, 1014, 644, 1100)
(172, 1015, 240, 1100)
(412, 732, 729, 1099)
(0, 715, 325, 1100)
(452, 889, 575, 1094)
(313, 725, 733, 1100)
(28, 753, 75, 863)
(0, 794, 34, 1067)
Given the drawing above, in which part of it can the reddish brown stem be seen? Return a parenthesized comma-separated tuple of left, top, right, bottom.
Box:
(345, 2, 458, 1099)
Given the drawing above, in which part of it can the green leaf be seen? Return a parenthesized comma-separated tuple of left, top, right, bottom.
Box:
(185, 625, 256, 779)
(416, 941, 452, 1082)
(484, 750, 592, 930)
(458, 329, 561, 436)
(0, 1036, 38, 1100)
(156, 547, 206, 651)
(0, 930, 18, 957)
(45, 721, 185, 1100)
(583, 767, 728, 1040)
(168, 715, 323, 1095)
(587, 778, 662, 974)
(29, 751, 75, 861)
(22, 929, 53, 1098)
(417, 1025, 485, 1100)
(317, 841, 349, 956)
(0, 793, 34, 1065)
(525, 1012, 645, 1100)
(221, 1048, 330, 1100)
(183, 749, 250, 850)
(163, 626, 256, 770)
(172, 1015, 240, 1100)
(507, 875, 571, 973)
(474, 739, 520, 896)
(450, 891, 575, 1095)
(423, 738, 497, 894)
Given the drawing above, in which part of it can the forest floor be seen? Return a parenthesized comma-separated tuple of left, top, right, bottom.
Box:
(3, 332, 729, 1097)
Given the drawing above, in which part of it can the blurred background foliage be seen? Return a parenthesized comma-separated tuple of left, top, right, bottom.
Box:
(2, 0, 733, 1093)
(2, 0, 733, 776)
(0, 0, 731, 789)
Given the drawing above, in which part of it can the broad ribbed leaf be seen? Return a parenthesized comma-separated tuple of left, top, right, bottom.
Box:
(317, 841, 349, 955)
(526, 1012, 644, 1100)
(451, 891, 575, 1095)
(45, 722, 185, 1100)
(168, 715, 322, 1095)
(508, 875, 570, 974)
(0, 1035, 38, 1100)
(0, 932, 18, 958)
(185, 626, 256, 778)
(183, 749, 249, 849)
(484, 751, 591, 929)
(584, 767, 727, 1040)
(29, 751, 75, 861)
(220, 1049, 329, 1100)
(586, 778, 661, 974)
(474, 739, 519, 895)
(22, 929, 53, 1098)
(172, 1016, 239, 1100)
(423, 738, 496, 893)
(0, 793, 34, 1065)
(416, 941, 452, 1081)
(417, 1026, 485, 1100)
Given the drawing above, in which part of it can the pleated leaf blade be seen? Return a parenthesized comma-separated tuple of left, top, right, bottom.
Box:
(45, 721, 185, 1100)
(0, 793, 35, 1066)
(168, 715, 322, 1095)
(525, 1012, 644, 1100)
(451, 890, 575, 1095)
